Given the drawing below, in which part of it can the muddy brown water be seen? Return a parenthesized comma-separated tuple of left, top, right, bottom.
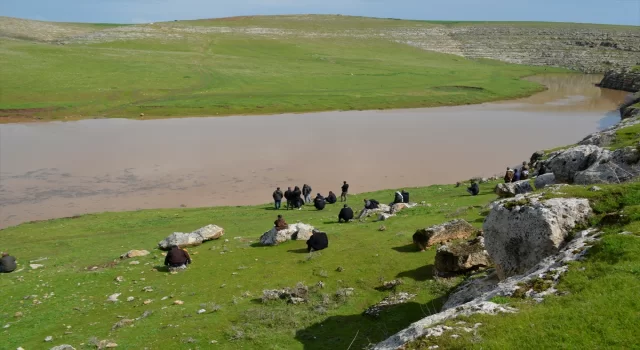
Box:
(0, 74, 630, 229)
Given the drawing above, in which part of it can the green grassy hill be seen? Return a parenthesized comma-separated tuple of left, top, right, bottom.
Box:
(7, 14, 636, 122)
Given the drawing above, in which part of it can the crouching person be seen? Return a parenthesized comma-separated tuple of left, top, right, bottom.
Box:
(306, 230, 328, 253)
(338, 204, 354, 223)
(164, 245, 192, 272)
(0, 252, 17, 273)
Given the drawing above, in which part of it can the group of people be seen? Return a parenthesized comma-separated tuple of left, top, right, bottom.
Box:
(274, 215, 330, 252)
(504, 161, 531, 183)
(272, 181, 349, 211)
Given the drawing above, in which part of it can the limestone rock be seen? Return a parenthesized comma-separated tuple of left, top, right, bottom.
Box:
(534, 173, 556, 190)
(107, 293, 121, 302)
(30, 264, 44, 270)
(494, 180, 533, 198)
(412, 219, 476, 251)
(378, 213, 395, 221)
(545, 145, 605, 183)
(259, 223, 315, 246)
(120, 250, 150, 259)
(158, 224, 224, 250)
(434, 237, 491, 275)
(483, 195, 591, 280)
(50, 345, 76, 350)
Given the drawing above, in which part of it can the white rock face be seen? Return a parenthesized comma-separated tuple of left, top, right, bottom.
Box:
(494, 180, 533, 198)
(120, 250, 150, 259)
(534, 173, 556, 189)
(50, 344, 76, 350)
(483, 195, 591, 280)
(259, 223, 315, 246)
(158, 224, 224, 250)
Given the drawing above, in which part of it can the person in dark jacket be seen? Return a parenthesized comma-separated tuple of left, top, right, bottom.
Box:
(363, 199, 379, 210)
(314, 193, 326, 210)
(393, 191, 404, 204)
(338, 204, 354, 223)
(274, 215, 289, 231)
(284, 187, 293, 210)
(0, 252, 17, 273)
(302, 184, 313, 204)
(401, 190, 410, 203)
(326, 191, 337, 204)
(306, 230, 328, 252)
(504, 168, 514, 183)
(164, 245, 191, 271)
(467, 181, 480, 196)
(293, 186, 303, 210)
(340, 181, 349, 202)
(272, 187, 283, 210)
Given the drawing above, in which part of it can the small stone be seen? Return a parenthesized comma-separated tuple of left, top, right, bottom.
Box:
(30, 264, 44, 270)
(173, 300, 184, 305)
(142, 286, 153, 292)
(589, 186, 602, 192)
(107, 293, 121, 302)
(143, 299, 153, 305)
(115, 276, 124, 282)
(14, 311, 23, 318)
(105, 343, 118, 348)
(428, 346, 439, 350)
(317, 281, 325, 289)
(197, 309, 207, 314)
(210, 340, 218, 344)
(129, 261, 140, 265)
(127, 297, 135, 302)
(161, 296, 169, 301)
(451, 334, 460, 339)
(3, 324, 9, 329)
(336, 267, 344, 272)
(45, 336, 53, 342)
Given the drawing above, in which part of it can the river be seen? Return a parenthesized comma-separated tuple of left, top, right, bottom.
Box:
(0, 74, 630, 228)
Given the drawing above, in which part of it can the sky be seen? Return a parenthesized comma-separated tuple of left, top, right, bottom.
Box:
(2, 0, 639, 25)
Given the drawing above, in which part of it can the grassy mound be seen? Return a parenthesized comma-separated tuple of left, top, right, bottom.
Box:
(0, 16, 570, 122)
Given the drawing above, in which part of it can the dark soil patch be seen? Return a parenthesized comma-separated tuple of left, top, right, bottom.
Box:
(0, 107, 58, 118)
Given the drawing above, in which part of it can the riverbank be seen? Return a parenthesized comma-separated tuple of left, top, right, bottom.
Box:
(0, 74, 628, 228)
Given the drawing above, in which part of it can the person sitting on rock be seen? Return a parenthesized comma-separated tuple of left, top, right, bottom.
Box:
(521, 161, 530, 180)
(513, 168, 521, 182)
(274, 215, 289, 231)
(326, 191, 337, 204)
(363, 199, 380, 210)
(164, 245, 191, 271)
(0, 252, 17, 273)
(314, 193, 326, 210)
(504, 168, 514, 183)
(393, 191, 404, 204)
(338, 204, 354, 223)
(306, 230, 329, 252)
(467, 181, 480, 196)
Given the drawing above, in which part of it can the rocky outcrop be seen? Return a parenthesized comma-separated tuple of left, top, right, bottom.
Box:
(357, 204, 391, 220)
(597, 68, 640, 92)
(412, 219, 476, 251)
(619, 92, 640, 120)
(578, 114, 640, 147)
(375, 228, 600, 350)
(158, 224, 224, 250)
(120, 250, 150, 259)
(494, 180, 533, 197)
(434, 236, 491, 276)
(483, 195, 591, 280)
(259, 223, 315, 246)
(543, 144, 640, 185)
(534, 173, 556, 189)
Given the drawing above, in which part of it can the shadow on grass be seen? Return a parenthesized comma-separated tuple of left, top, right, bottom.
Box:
(392, 244, 418, 253)
(396, 264, 435, 282)
(154, 265, 169, 273)
(287, 248, 309, 254)
(295, 299, 443, 350)
(250, 242, 264, 248)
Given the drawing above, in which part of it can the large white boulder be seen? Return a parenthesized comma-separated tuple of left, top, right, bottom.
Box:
(259, 223, 315, 246)
(412, 219, 476, 251)
(483, 195, 591, 280)
(158, 224, 224, 250)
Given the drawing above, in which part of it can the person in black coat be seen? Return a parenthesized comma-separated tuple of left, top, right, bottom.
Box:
(393, 191, 404, 204)
(326, 191, 337, 204)
(272, 187, 283, 209)
(314, 193, 326, 210)
(284, 187, 293, 210)
(338, 204, 354, 223)
(293, 186, 303, 210)
(302, 184, 313, 204)
(307, 230, 328, 252)
(467, 181, 480, 196)
(340, 181, 349, 202)
(363, 199, 379, 210)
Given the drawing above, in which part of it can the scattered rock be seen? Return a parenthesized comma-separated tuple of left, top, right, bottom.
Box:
(126, 297, 135, 302)
(158, 224, 225, 250)
(435, 237, 491, 276)
(378, 225, 387, 231)
(364, 292, 417, 318)
(317, 281, 325, 289)
(380, 279, 403, 290)
(589, 186, 602, 192)
(120, 250, 150, 259)
(336, 266, 344, 272)
(259, 222, 315, 246)
(45, 336, 53, 342)
(14, 311, 23, 318)
(107, 293, 121, 302)
(412, 219, 476, 251)
(484, 195, 591, 279)
(378, 213, 395, 221)
(129, 261, 140, 265)
(174, 300, 184, 305)
(494, 180, 534, 198)
(143, 299, 153, 305)
(105, 343, 118, 348)
(335, 288, 354, 298)
(534, 173, 556, 189)
(262, 282, 309, 304)
(142, 286, 153, 292)
(115, 276, 124, 282)
(197, 309, 207, 314)
(112, 319, 134, 330)
(30, 264, 44, 270)
(49, 345, 76, 350)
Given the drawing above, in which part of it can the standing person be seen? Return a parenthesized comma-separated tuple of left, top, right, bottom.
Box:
(0, 252, 17, 273)
(513, 168, 521, 182)
(164, 245, 192, 272)
(272, 187, 283, 210)
(340, 181, 349, 202)
(302, 184, 313, 204)
(293, 186, 303, 210)
(284, 187, 293, 210)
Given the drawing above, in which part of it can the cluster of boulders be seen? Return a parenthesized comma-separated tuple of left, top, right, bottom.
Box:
(158, 224, 225, 250)
(358, 202, 417, 221)
(259, 223, 315, 246)
(262, 282, 309, 304)
(412, 219, 476, 251)
(597, 68, 640, 93)
(434, 236, 491, 276)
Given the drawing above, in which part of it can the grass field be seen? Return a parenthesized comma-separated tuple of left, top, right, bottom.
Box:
(0, 15, 575, 122)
